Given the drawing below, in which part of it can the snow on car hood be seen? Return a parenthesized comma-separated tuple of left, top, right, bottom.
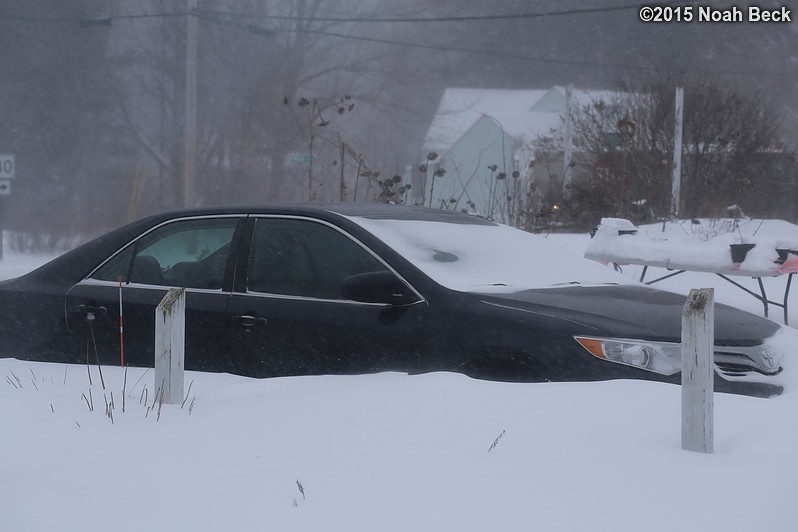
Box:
(762, 324, 798, 393)
(349, 216, 631, 292)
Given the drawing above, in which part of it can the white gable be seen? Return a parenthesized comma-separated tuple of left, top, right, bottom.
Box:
(423, 86, 625, 154)
(423, 88, 549, 153)
(528, 87, 566, 112)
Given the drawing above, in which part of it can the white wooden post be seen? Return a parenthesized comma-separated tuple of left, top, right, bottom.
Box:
(681, 288, 714, 453)
(155, 288, 185, 405)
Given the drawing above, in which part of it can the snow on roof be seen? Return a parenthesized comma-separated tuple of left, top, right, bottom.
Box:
(423, 88, 547, 152)
(423, 86, 626, 154)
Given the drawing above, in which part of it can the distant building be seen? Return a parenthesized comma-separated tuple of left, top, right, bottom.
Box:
(416, 86, 622, 222)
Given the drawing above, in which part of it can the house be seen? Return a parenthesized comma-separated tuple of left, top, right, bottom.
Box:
(416, 86, 621, 222)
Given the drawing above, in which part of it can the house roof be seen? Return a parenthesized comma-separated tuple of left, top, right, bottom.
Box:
(422, 86, 625, 153)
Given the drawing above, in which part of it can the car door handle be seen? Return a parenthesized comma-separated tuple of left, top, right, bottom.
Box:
(234, 315, 268, 328)
(76, 305, 108, 319)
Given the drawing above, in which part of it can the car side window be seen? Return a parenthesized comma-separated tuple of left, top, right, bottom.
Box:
(91, 218, 238, 289)
(248, 218, 389, 299)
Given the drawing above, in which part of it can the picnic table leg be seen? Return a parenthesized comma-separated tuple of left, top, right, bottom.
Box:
(756, 277, 769, 319)
(645, 270, 686, 285)
(784, 273, 793, 325)
(639, 265, 648, 283)
(716, 273, 772, 318)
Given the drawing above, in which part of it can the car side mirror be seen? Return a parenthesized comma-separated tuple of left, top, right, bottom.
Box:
(340, 271, 417, 305)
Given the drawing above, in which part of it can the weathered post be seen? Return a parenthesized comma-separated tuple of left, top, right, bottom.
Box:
(681, 288, 714, 453)
(155, 288, 186, 405)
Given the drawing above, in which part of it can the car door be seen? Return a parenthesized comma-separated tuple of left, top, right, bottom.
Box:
(225, 216, 427, 377)
(64, 215, 245, 372)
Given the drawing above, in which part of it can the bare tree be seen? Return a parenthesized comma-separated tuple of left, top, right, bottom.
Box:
(532, 77, 793, 226)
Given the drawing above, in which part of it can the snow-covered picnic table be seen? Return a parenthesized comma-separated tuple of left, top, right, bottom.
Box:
(584, 218, 798, 324)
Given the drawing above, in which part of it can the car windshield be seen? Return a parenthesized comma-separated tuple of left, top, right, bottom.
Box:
(350, 216, 629, 292)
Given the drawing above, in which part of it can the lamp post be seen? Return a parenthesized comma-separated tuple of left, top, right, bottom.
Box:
(617, 115, 636, 217)
(671, 87, 684, 218)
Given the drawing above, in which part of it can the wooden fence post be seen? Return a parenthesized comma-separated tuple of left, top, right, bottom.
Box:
(681, 288, 714, 453)
(155, 288, 185, 405)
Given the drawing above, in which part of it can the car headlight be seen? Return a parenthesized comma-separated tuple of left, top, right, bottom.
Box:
(574, 336, 682, 375)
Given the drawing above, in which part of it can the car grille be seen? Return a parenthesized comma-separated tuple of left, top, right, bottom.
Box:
(714, 351, 781, 377)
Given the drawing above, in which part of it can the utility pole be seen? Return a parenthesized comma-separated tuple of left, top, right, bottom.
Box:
(671, 87, 684, 218)
(563, 84, 574, 195)
(183, 0, 198, 208)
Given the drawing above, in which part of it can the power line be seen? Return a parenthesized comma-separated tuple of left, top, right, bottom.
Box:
(0, 1, 701, 24)
(200, 14, 791, 80)
(1, 3, 788, 80)
(0, 12, 187, 22)
(202, 1, 702, 24)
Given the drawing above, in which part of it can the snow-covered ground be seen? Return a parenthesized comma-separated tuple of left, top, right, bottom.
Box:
(1, 226, 797, 532)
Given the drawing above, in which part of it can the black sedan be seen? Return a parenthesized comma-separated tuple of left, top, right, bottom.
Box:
(0, 203, 792, 397)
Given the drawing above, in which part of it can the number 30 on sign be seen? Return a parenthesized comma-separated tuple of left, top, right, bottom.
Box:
(0, 154, 14, 180)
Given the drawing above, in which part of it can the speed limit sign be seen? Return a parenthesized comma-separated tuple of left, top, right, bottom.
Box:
(0, 154, 14, 179)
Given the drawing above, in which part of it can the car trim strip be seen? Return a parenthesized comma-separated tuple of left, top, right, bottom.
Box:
(229, 290, 426, 307)
(76, 277, 230, 295)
